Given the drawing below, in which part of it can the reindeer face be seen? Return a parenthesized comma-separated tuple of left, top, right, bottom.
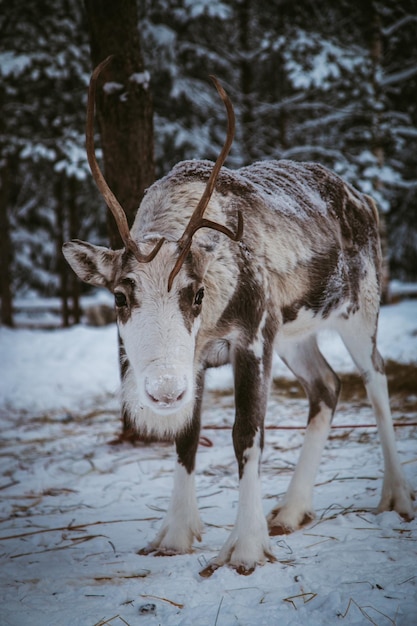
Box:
(63, 239, 210, 417)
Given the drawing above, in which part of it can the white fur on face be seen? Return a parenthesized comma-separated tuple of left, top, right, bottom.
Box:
(120, 302, 198, 414)
(116, 246, 205, 436)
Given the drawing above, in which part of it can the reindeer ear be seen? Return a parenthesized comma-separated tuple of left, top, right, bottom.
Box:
(62, 240, 120, 289)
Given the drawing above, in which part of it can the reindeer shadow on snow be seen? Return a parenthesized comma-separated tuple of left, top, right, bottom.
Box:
(63, 57, 415, 577)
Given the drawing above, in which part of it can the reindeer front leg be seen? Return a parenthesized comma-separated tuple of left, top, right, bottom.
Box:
(201, 346, 275, 576)
(140, 374, 204, 556)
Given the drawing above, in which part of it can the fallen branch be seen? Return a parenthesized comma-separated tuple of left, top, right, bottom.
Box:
(94, 616, 130, 626)
(283, 592, 317, 609)
(339, 597, 396, 625)
(140, 594, 184, 609)
(0, 517, 158, 542)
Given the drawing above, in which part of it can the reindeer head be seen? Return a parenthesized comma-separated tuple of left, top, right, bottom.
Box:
(63, 57, 242, 424)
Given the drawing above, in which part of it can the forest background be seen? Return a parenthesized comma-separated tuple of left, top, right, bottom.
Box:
(1, 0, 417, 327)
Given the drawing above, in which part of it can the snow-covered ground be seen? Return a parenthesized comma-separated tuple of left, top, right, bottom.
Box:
(1, 299, 416, 625)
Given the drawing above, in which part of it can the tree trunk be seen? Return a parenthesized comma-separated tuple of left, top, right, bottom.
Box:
(84, 0, 155, 437)
(0, 159, 14, 327)
(84, 0, 155, 249)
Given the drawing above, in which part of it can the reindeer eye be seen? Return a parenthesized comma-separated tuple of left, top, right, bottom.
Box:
(194, 287, 204, 306)
(114, 291, 127, 308)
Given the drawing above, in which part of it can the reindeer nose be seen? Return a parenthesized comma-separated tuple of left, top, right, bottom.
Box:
(145, 374, 188, 408)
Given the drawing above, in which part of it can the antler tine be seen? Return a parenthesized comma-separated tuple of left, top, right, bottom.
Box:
(177, 76, 237, 247)
(86, 55, 164, 263)
(168, 76, 243, 291)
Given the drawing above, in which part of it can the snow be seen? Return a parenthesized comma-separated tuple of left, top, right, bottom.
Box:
(282, 30, 365, 92)
(0, 51, 32, 78)
(1, 299, 416, 625)
(182, 0, 232, 20)
(103, 81, 124, 95)
(130, 72, 151, 90)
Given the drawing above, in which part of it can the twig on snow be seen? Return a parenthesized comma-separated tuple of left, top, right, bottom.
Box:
(93, 616, 131, 626)
(0, 517, 158, 542)
(140, 594, 184, 609)
(283, 592, 317, 609)
(214, 596, 224, 626)
(338, 597, 396, 625)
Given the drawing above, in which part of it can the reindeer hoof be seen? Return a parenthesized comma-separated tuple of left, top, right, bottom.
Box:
(233, 564, 256, 576)
(268, 508, 315, 535)
(138, 544, 155, 556)
(138, 545, 186, 557)
(269, 523, 293, 536)
(199, 558, 270, 578)
(377, 483, 415, 522)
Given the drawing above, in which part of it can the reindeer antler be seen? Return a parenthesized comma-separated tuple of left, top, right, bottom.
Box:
(167, 76, 243, 291)
(87, 60, 242, 286)
(86, 56, 164, 263)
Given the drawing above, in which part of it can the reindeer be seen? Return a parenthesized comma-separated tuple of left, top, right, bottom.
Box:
(63, 57, 414, 576)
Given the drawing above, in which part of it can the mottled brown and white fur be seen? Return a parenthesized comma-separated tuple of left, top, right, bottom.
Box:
(63, 158, 415, 575)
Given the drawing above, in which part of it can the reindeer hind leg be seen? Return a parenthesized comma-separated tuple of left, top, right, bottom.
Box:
(268, 334, 341, 534)
(338, 313, 415, 520)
